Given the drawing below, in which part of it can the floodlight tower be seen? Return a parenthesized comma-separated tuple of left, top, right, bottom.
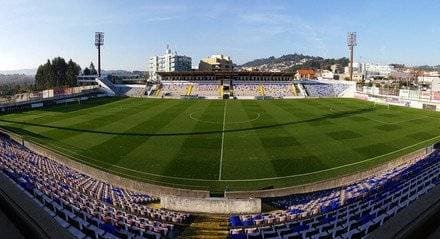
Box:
(95, 32, 104, 77)
(347, 32, 357, 81)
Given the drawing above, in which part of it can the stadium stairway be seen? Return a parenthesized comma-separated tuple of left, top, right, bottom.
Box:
(293, 83, 302, 96)
(155, 88, 162, 96)
(179, 215, 229, 239)
(186, 85, 193, 96)
(291, 84, 297, 96)
(258, 84, 265, 96)
(95, 77, 117, 96)
(298, 83, 309, 96)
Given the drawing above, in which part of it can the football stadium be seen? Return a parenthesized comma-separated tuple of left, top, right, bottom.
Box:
(2, 2, 440, 239)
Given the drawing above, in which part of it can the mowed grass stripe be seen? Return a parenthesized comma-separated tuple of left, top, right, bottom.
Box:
(117, 100, 208, 167)
(36, 99, 178, 160)
(259, 100, 335, 176)
(80, 101, 219, 182)
(4, 97, 124, 123)
(262, 100, 336, 175)
(0, 98, 139, 140)
(0, 110, 59, 122)
(301, 100, 378, 165)
(29, 100, 195, 178)
(123, 100, 214, 177)
(80, 100, 192, 166)
(160, 100, 223, 180)
(0, 98, 129, 135)
(50, 99, 160, 132)
(222, 101, 277, 180)
(28, 99, 160, 141)
(58, 99, 179, 150)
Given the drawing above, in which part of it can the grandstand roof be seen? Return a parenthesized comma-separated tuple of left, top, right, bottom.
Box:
(156, 71, 295, 77)
(297, 69, 316, 75)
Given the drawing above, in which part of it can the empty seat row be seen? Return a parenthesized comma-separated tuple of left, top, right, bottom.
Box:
(229, 151, 440, 239)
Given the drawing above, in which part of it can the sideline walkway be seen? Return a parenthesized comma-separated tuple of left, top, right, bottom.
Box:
(367, 184, 440, 239)
(0, 173, 72, 239)
(0, 208, 26, 239)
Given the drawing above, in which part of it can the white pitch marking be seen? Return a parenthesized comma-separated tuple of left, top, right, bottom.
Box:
(219, 101, 227, 180)
(189, 110, 261, 124)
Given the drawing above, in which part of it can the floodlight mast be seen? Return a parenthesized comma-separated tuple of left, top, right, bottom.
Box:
(95, 32, 104, 77)
(347, 32, 357, 81)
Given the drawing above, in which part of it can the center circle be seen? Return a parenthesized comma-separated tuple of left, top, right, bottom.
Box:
(189, 110, 262, 124)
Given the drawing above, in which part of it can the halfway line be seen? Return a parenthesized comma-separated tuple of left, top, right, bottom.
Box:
(219, 100, 227, 180)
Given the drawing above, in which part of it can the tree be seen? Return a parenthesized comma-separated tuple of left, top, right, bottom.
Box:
(35, 60, 55, 90)
(35, 64, 45, 89)
(52, 57, 68, 87)
(66, 59, 81, 87)
(89, 62, 97, 75)
(35, 57, 81, 90)
(83, 67, 91, 75)
(46, 60, 56, 88)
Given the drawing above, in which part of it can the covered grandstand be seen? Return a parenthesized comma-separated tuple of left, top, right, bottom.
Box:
(150, 71, 355, 99)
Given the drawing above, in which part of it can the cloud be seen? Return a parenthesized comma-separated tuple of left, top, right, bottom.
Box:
(141, 3, 189, 14)
(141, 16, 176, 23)
(239, 13, 329, 56)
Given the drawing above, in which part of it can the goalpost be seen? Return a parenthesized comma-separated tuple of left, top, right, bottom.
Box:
(372, 100, 390, 110)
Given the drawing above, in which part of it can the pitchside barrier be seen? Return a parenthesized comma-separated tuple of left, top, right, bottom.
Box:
(0, 85, 98, 105)
(356, 90, 440, 112)
(255, 96, 274, 100)
(0, 87, 103, 113)
(357, 92, 413, 109)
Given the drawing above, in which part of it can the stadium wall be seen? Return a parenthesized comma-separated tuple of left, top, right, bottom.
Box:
(161, 196, 261, 214)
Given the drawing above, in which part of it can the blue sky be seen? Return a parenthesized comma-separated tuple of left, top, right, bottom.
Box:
(1, 0, 440, 71)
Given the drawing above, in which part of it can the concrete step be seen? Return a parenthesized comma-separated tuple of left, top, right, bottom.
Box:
(179, 215, 229, 239)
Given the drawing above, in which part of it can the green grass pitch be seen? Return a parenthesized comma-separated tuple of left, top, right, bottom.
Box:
(1, 97, 440, 192)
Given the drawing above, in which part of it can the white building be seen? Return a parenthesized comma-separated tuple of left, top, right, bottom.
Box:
(199, 54, 234, 71)
(148, 46, 192, 81)
(319, 70, 334, 80)
(346, 63, 395, 79)
(366, 64, 394, 77)
(418, 72, 440, 90)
